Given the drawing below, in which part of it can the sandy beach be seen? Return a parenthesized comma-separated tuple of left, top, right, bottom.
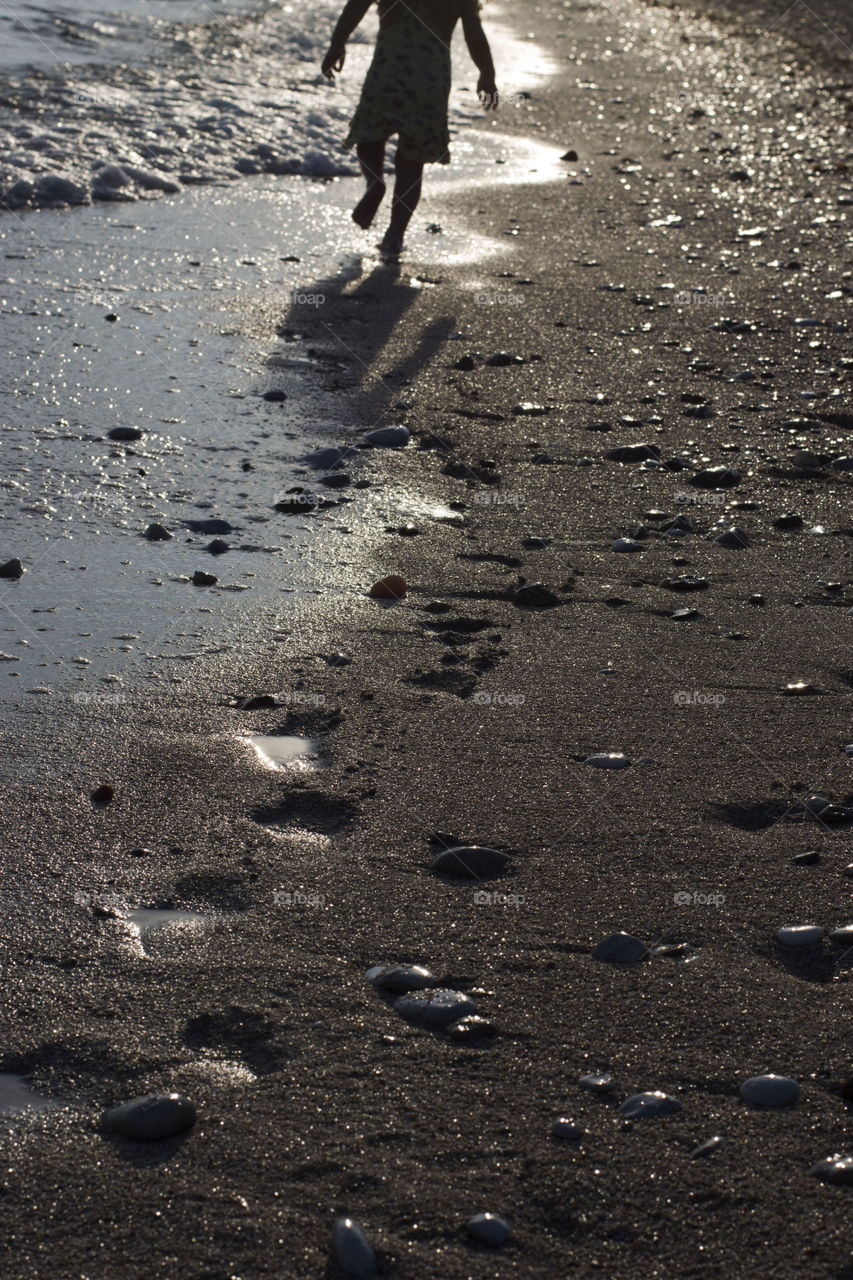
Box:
(2, 0, 853, 1276)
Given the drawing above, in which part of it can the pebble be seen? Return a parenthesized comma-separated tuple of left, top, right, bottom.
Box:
(552, 1117, 584, 1139)
(661, 576, 710, 591)
(368, 575, 407, 599)
(514, 582, 560, 608)
(812, 1155, 853, 1186)
(783, 681, 819, 696)
(431, 845, 510, 879)
(466, 1213, 512, 1246)
(364, 425, 410, 447)
(0, 558, 25, 579)
(690, 466, 741, 489)
(206, 539, 229, 555)
(715, 527, 750, 548)
(613, 538, 644, 552)
(447, 1016, 499, 1042)
(331, 1217, 377, 1277)
(691, 1136, 725, 1158)
(740, 1074, 800, 1108)
(307, 446, 351, 470)
(262, 389, 286, 402)
(521, 536, 549, 549)
(592, 932, 647, 964)
(829, 925, 853, 945)
(584, 752, 630, 769)
(143, 523, 172, 541)
(91, 784, 114, 804)
(561, 148, 579, 161)
(845, 865, 853, 878)
(579, 1073, 616, 1093)
(512, 402, 549, 416)
(605, 443, 660, 462)
(776, 924, 824, 947)
(319, 472, 351, 488)
(102, 1093, 196, 1141)
(455, 354, 477, 370)
(618, 1091, 682, 1118)
(367, 964, 437, 993)
(484, 351, 523, 366)
(661, 514, 696, 533)
(191, 570, 217, 587)
(393, 988, 477, 1026)
(672, 607, 699, 621)
(793, 851, 820, 865)
(107, 426, 143, 442)
(773, 513, 803, 530)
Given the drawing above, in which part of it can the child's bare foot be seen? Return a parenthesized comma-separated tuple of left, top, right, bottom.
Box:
(378, 228, 404, 255)
(352, 181, 386, 229)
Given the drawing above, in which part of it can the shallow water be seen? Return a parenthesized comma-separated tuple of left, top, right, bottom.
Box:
(0, 1072, 57, 1116)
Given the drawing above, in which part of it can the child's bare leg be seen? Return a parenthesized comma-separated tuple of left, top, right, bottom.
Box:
(353, 140, 386, 229)
(380, 151, 423, 253)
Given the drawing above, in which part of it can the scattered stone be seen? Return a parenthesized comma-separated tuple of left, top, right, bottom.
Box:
(690, 467, 741, 489)
(605, 443, 660, 462)
(691, 1136, 725, 1158)
(102, 1093, 196, 1141)
(262, 389, 286, 402)
(431, 846, 510, 879)
(715, 527, 750, 549)
(512, 402, 549, 416)
(365, 425, 410, 447)
(776, 924, 824, 947)
(393, 988, 477, 1026)
(466, 1213, 512, 1246)
(143, 523, 172, 542)
(579, 1073, 616, 1093)
(812, 1155, 853, 1186)
(514, 582, 560, 608)
(793, 851, 820, 866)
(206, 539, 229, 555)
(91, 785, 114, 804)
(774, 513, 803, 530)
(447, 1016, 499, 1042)
(108, 426, 144, 442)
(306, 446, 352, 470)
(613, 538, 645, 552)
(324, 652, 353, 666)
(191, 570, 217, 587)
(661, 576, 710, 592)
(829, 925, 853, 945)
(454, 355, 477, 370)
(592, 932, 646, 964)
(184, 519, 236, 534)
(521, 536, 549, 549)
(484, 352, 523, 366)
(782, 681, 820, 696)
(368, 575, 407, 599)
(618, 1091, 682, 1118)
(561, 149, 579, 161)
(661, 514, 696, 533)
(319, 472, 351, 489)
(740, 1075, 800, 1108)
(552, 1117, 584, 1139)
(366, 964, 437, 993)
(584, 753, 631, 769)
(672, 607, 699, 621)
(749, 594, 765, 606)
(275, 486, 319, 514)
(331, 1217, 377, 1277)
(805, 795, 852, 822)
(0, 558, 25, 579)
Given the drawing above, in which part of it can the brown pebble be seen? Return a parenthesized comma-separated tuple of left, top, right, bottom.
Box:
(368, 575, 407, 600)
(91, 784, 114, 804)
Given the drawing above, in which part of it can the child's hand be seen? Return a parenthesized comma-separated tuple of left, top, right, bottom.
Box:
(322, 43, 346, 80)
(477, 75, 498, 110)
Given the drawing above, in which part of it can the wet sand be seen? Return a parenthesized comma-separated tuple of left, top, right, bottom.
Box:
(2, 0, 853, 1276)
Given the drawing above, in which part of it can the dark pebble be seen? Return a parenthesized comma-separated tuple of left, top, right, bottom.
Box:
(206, 539, 229, 555)
(262, 390, 287, 402)
(191, 570, 217, 587)
(91, 784, 114, 804)
(0, 557, 25, 579)
(108, 427, 143, 442)
(102, 1093, 196, 1141)
(514, 582, 560, 608)
(793, 851, 820, 865)
(431, 845, 510, 879)
(143, 523, 172, 541)
(774, 513, 803, 530)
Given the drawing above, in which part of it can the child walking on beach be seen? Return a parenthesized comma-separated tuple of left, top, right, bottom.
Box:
(322, 0, 497, 254)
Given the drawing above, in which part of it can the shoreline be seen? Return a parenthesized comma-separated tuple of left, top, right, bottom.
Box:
(2, 0, 853, 1276)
